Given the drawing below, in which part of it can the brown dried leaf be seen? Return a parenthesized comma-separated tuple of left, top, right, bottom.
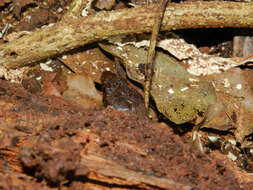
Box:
(99, 39, 217, 124)
(62, 73, 103, 109)
(0, 0, 12, 7)
(157, 38, 239, 76)
(101, 71, 148, 117)
(59, 47, 116, 83)
(12, 0, 36, 19)
(204, 68, 253, 142)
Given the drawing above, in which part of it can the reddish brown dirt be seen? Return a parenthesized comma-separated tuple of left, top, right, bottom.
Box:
(0, 79, 251, 189)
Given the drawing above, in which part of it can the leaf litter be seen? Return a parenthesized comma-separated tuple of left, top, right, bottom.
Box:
(1, 0, 253, 189)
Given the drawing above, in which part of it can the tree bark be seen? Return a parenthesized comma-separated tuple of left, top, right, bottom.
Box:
(0, 2, 253, 68)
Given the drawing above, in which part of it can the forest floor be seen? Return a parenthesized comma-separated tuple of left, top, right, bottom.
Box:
(0, 0, 253, 189)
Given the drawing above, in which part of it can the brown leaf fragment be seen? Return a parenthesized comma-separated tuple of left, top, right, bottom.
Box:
(15, 8, 55, 31)
(94, 0, 116, 10)
(59, 47, 116, 83)
(12, 0, 36, 20)
(62, 73, 103, 109)
(22, 77, 42, 94)
(101, 71, 148, 117)
(204, 68, 253, 142)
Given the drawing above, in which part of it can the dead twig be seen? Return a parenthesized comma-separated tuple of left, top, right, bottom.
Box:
(144, 0, 168, 109)
(1, 2, 253, 69)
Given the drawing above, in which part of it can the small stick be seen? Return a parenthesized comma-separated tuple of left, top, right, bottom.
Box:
(144, 0, 168, 109)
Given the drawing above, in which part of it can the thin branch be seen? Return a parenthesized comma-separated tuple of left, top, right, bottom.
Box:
(1, 2, 253, 69)
(144, 0, 168, 109)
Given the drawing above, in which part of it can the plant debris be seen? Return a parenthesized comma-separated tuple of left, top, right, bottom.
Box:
(101, 71, 148, 117)
(0, 0, 253, 189)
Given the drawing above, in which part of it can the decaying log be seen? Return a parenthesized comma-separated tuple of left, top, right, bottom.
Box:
(81, 154, 192, 190)
(0, 2, 253, 68)
(0, 80, 252, 189)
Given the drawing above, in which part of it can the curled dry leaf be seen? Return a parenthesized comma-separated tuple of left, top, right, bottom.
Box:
(157, 38, 240, 76)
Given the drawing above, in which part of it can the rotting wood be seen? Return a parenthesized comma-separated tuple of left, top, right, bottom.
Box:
(81, 154, 192, 190)
(0, 80, 251, 189)
(0, 2, 253, 69)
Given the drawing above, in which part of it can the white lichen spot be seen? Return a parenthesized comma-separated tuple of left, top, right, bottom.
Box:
(116, 46, 123, 51)
(158, 84, 162, 88)
(57, 7, 63, 13)
(92, 62, 98, 69)
(113, 39, 150, 48)
(122, 53, 128, 58)
(180, 87, 189, 92)
(223, 78, 230, 88)
(208, 136, 219, 143)
(168, 88, 174, 94)
(40, 63, 53, 72)
(189, 78, 199, 82)
(92, 72, 96, 75)
(105, 67, 110, 71)
(81, 0, 93, 17)
(0, 66, 27, 83)
(134, 40, 150, 48)
(190, 84, 199, 87)
(236, 84, 242, 90)
(228, 139, 236, 146)
(227, 152, 237, 161)
(36, 76, 42, 81)
(62, 55, 67, 59)
(42, 23, 54, 28)
(45, 59, 52, 65)
(250, 149, 253, 156)
(26, 15, 31, 21)
(82, 61, 86, 65)
(0, 23, 9, 39)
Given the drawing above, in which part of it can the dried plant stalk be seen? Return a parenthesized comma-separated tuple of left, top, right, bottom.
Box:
(144, 0, 168, 109)
(1, 1, 253, 68)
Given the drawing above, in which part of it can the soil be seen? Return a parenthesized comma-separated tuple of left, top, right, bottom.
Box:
(0, 0, 253, 190)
